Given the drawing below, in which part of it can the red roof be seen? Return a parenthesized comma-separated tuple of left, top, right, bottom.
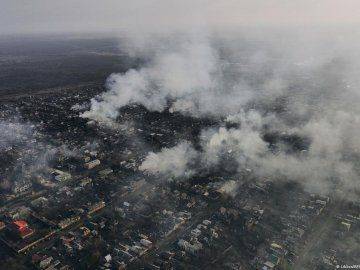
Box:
(13, 220, 28, 230)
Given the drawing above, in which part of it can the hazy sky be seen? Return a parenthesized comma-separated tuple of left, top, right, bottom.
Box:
(1, 0, 360, 35)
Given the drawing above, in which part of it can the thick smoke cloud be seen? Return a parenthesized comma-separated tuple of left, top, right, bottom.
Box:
(81, 34, 226, 121)
(140, 110, 360, 198)
(79, 3, 360, 200)
(122, 36, 360, 199)
(139, 141, 198, 179)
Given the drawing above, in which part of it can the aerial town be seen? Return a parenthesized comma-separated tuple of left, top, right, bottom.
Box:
(0, 83, 359, 270)
(1, 1, 360, 270)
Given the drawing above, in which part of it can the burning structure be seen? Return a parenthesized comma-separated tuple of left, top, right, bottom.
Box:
(10, 220, 34, 239)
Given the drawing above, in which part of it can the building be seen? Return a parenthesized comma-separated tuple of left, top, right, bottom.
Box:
(10, 220, 34, 239)
(58, 216, 80, 229)
(52, 169, 72, 182)
(85, 159, 101, 169)
(80, 226, 91, 237)
(99, 168, 113, 178)
(79, 177, 92, 187)
(341, 221, 351, 231)
(140, 239, 152, 248)
(39, 256, 53, 269)
(12, 181, 32, 194)
(262, 261, 275, 270)
(178, 239, 203, 254)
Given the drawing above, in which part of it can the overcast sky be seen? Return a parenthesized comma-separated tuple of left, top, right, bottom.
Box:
(1, 0, 360, 35)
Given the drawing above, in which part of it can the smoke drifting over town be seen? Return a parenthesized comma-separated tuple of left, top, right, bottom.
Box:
(81, 25, 360, 200)
(0, 116, 79, 189)
(139, 141, 198, 179)
(31, 1, 351, 200)
(0, 119, 34, 151)
(2, 1, 360, 268)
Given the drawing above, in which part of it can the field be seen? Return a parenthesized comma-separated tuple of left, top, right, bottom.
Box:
(0, 34, 139, 96)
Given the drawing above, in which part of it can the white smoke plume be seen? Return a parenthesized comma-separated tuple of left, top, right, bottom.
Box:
(201, 126, 267, 169)
(218, 180, 240, 197)
(79, 10, 360, 199)
(139, 141, 197, 179)
(0, 117, 79, 189)
(139, 106, 360, 198)
(0, 119, 34, 151)
(81, 33, 223, 121)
